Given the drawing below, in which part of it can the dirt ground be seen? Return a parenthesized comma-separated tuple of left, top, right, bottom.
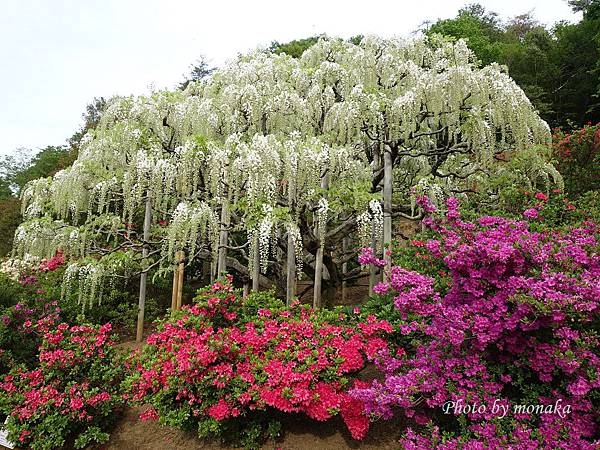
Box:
(97, 406, 407, 450)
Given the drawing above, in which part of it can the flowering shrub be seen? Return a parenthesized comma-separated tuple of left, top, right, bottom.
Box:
(0, 320, 124, 449)
(353, 198, 600, 448)
(0, 298, 60, 375)
(461, 186, 600, 234)
(553, 123, 600, 195)
(0, 255, 41, 282)
(38, 251, 65, 272)
(124, 276, 391, 448)
(0, 250, 154, 331)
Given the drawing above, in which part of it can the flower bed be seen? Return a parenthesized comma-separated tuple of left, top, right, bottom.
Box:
(354, 198, 600, 448)
(124, 277, 391, 448)
(0, 320, 124, 449)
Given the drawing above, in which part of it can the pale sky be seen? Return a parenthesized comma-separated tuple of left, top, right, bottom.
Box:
(0, 0, 579, 157)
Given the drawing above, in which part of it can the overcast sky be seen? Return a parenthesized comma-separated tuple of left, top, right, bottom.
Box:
(0, 0, 579, 157)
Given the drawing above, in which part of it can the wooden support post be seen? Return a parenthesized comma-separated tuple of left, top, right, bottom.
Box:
(136, 197, 152, 343)
(171, 250, 184, 311)
(314, 246, 324, 309)
(313, 172, 329, 309)
(170, 263, 179, 311)
(176, 250, 184, 310)
(369, 220, 377, 296)
(252, 238, 260, 292)
(342, 236, 348, 304)
(286, 229, 296, 306)
(383, 146, 393, 280)
(217, 178, 229, 276)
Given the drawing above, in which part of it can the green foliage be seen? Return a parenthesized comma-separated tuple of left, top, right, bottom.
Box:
(465, 145, 562, 215)
(0, 198, 21, 256)
(52, 267, 162, 328)
(13, 146, 76, 192)
(427, 4, 503, 65)
(0, 273, 20, 309)
(0, 145, 76, 257)
(463, 188, 600, 230)
(234, 290, 287, 322)
(426, 2, 600, 127)
(553, 122, 600, 196)
(179, 56, 215, 90)
(67, 97, 109, 150)
(0, 322, 124, 450)
(0, 146, 76, 196)
(0, 303, 49, 375)
(0, 262, 164, 340)
(269, 35, 322, 58)
(269, 34, 364, 58)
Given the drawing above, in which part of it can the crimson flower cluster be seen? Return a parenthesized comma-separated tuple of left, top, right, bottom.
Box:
(38, 251, 65, 272)
(0, 320, 123, 450)
(124, 279, 392, 446)
(352, 198, 600, 448)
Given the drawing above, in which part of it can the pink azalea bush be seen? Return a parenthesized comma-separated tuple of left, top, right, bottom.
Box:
(0, 319, 124, 449)
(38, 251, 65, 273)
(0, 298, 60, 375)
(354, 198, 600, 448)
(123, 276, 391, 448)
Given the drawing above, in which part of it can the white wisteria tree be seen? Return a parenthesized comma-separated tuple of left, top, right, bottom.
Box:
(14, 35, 556, 330)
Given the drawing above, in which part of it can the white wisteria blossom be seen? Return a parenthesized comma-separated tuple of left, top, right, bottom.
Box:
(14, 35, 557, 311)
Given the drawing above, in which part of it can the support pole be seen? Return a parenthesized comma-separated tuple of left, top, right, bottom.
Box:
(369, 220, 377, 296)
(342, 236, 348, 303)
(313, 172, 329, 309)
(383, 146, 393, 280)
(136, 197, 152, 343)
(286, 229, 296, 306)
(176, 250, 184, 310)
(252, 238, 260, 292)
(170, 262, 179, 311)
(217, 202, 229, 275)
(313, 246, 324, 309)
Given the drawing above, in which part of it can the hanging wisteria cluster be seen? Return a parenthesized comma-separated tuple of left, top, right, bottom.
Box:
(356, 200, 384, 248)
(12, 35, 557, 306)
(164, 202, 218, 262)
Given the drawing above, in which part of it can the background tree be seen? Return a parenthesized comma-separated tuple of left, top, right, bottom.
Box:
(425, 2, 600, 128)
(550, 3, 600, 125)
(426, 4, 503, 65)
(269, 34, 363, 58)
(269, 35, 322, 58)
(179, 55, 215, 90)
(0, 97, 107, 257)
